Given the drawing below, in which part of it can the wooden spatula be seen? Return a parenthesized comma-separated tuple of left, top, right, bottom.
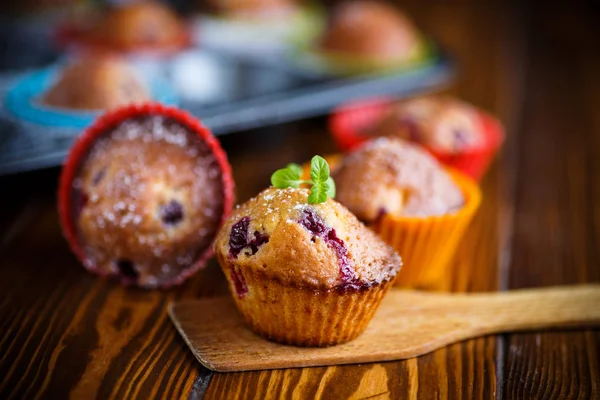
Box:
(169, 285, 600, 372)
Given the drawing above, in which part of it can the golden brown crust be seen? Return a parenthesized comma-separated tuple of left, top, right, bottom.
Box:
(42, 56, 149, 111)
(319, 0, 420, 62)
(76, 115, 224, 287)
(334, 138, 464, 221)
(214, 187, 401, 290)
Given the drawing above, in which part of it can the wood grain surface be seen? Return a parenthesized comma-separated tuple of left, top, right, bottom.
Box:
(170, 286, 600, 372)
(0, 0, 599, 399)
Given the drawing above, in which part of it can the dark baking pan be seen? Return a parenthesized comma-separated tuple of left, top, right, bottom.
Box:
(0, 47, 453, 175)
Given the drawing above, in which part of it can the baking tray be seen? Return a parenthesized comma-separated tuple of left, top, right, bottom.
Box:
(0, 45, 453, 175)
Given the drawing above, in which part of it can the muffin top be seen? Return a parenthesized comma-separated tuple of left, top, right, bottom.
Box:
(319, 1, 420, 62)
(214, 187, 401, 291)
(74, 114, 225, 287)
(369, 96, 485, 153)
(334, 138, 464, 221)
(42, 55, 149, 111)
(88, 1, 186, 49)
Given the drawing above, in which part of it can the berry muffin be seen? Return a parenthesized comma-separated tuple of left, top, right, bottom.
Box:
(83, 1, 188, 52)
(214, 186, 401, 347)
(42, 55, 150, 111)
(368, 96, 485, 154)
(333, 138, 481, 289)
(59, 104, 234, 288)
(312, 0, 426, 73)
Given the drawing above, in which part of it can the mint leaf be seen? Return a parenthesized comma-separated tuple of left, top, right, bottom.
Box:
(271, 167, 301, 189)
(287, 163, 302, 177)
(310, 155, 330, 184)
(307, 183, 328, 204)
(271, 155, 335, 204)
(325, 176, 336, 199)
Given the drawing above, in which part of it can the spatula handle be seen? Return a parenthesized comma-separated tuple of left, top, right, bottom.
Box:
(475, 285, 600, 333)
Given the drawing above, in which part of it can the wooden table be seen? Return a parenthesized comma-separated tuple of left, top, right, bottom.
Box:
(1, 1, 599, 398)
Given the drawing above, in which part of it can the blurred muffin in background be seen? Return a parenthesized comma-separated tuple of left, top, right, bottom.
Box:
(59, 104, 234, 288)
(76, 1, 188, 52)
(42, 55, 150, 111)
(317, 1, 424, 67)
(194, 0, 322, 56)
(329, 96, 505, 179)
(333, 137, 481, 289)
(368, 95, 485, 154)
(204, 0, 299, 19)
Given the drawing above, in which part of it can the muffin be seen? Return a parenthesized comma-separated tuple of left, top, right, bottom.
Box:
(316, 1, 424, 70)
(195, 0, 321, 56)
(368, 96, 485, 154)
(204, 0, 298, 19)
(335, 138, 464, 221)
(334, 137, 481, 289)
(214, 186, 401, 346)
(85, 1, 188, 52)
(329, 97, 505, 179)
(58, 104, 234, 288)
(42, 55, 150, 111)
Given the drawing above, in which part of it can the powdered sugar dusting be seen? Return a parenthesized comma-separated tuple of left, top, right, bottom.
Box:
(337, 138, 464, 218)
(75, 115, 224, 287)
(215, 185, 401, 291)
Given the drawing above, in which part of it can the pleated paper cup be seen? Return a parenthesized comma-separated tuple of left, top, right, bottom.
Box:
(370, 169, 481, 289)
(216, 253, 395, 347)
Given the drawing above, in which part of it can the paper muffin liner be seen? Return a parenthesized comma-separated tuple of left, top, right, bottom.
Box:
(216, 253, 395, 347)
(329, 98, 505, 180)
(371, 169, 481, 289)
(58, 103, 235, 288)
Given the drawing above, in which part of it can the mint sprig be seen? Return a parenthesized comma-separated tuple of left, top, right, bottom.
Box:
(270, 156, 336, 204)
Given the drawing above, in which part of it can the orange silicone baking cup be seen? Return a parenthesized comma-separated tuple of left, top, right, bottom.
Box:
(304, 156, 481, 289)
(370, 169, 481, 289)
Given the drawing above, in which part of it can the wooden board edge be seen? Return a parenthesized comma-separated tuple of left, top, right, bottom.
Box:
(167, 302, 220, 373)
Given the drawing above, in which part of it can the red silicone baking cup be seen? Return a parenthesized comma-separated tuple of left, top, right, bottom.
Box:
(56, 23, 192, 56)
(58, 103, 235, 288)
(329, 98, 505, 180)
